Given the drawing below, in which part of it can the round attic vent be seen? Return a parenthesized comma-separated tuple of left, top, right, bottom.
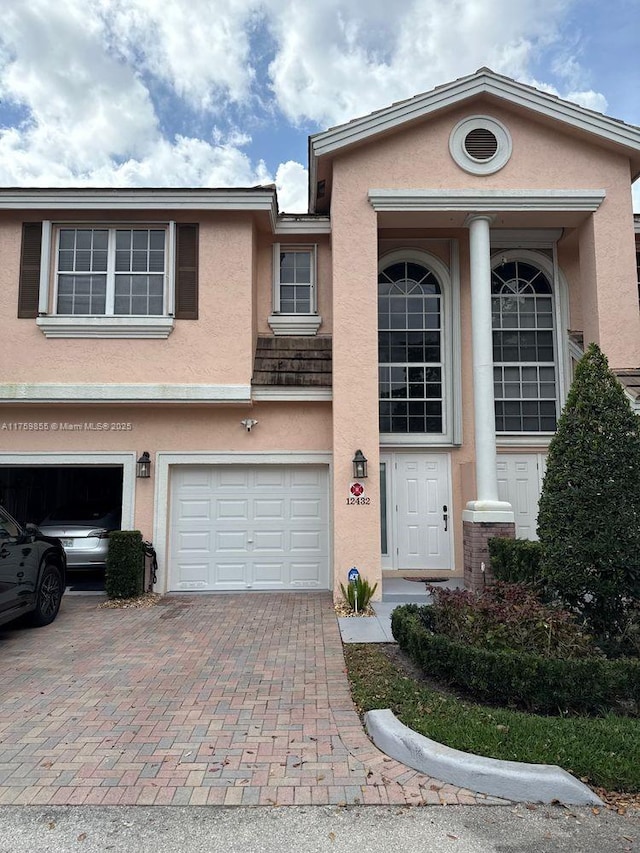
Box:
(464, 127, 498, 160)
(449, 116, 512, 175)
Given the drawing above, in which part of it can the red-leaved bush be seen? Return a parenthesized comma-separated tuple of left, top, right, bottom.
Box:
(421, 582, 599, 659)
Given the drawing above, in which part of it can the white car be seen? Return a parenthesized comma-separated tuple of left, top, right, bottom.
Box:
(39, 504, 121, 570)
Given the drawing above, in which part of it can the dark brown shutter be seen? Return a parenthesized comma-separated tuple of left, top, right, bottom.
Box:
(18, 222, 43, 318)
(174, 223, 198, 320)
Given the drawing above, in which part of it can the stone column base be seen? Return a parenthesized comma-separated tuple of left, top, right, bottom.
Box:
(463, 520, 516, 592)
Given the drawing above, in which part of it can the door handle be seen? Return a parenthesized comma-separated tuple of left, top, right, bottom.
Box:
(442, 505, 448, 532)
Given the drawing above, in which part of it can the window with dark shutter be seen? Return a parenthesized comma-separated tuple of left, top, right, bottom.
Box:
(18, 222, 43, 318)
(174, 223, 198, 320)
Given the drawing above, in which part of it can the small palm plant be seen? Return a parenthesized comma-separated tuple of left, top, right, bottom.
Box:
(339, 576, 378, 614)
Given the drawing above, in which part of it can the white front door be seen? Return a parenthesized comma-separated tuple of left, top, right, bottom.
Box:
(496, 453, 547, 540)
(381, 452, 452, 571)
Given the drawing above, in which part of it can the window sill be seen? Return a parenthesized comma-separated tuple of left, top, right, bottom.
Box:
(268, 314, 322, 336)
(496, 433, 554, 447)
(36, 316, 175, 339)
(379, 433, 455, 447)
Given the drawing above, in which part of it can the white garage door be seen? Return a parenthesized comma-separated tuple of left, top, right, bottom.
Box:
(169, 465, 329, 591)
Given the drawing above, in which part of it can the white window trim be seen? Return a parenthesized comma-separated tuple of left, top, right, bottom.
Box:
(378, 248, 458, 446)
(268, 243, 321, 336)
(37, 220, 176, 339)
(490, 248, 571, 437)
(0, 452, 136, 530)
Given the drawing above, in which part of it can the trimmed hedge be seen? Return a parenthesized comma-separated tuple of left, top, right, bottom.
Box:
(487, 537, 543, 585)
(105, 530, 145, 599)
(391, 604, 640, 716)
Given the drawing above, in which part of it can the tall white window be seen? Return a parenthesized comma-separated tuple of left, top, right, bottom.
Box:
(56, 227, 166, 316)
(378, 260, 443, 434)
(269, 243, 321, 335)
(273, 245, 316, 314)
(491, 259, 557, 432)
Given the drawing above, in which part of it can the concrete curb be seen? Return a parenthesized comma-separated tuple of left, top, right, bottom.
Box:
(364, 709, 603, 806)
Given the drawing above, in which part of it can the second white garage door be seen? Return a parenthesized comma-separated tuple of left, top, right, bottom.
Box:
(169, 464, 329, 591)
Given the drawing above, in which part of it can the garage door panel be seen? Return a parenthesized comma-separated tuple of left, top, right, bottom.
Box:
(178, 531, 211, 552)
(253, 499, 285, 520)
(252, 562, 286, 585)
(216, 499, 249, 521)
(215, 530, 248, 552)
(177, 468, 212, 489)
(169, 464, 328, 591)
(290, 498, 322, 519)
(218, 468, 251, 488)
(252, 530, 285, 551)
(178, 499, 211, 521)
(291, 468, 324, 488)
(214, 562, 250, 587)
(290, 562, 322, 586)
(290, 530, 322, 552)
(254, 469, 287, 488)
(174, 562, 209, 589)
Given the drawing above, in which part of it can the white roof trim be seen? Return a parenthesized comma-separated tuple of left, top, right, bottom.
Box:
(0, 189, 279, 231)
(0, 383, 252, 404)
(368, 189, 606, 212)
(275, 217, 331, 235)
(251, 386, 332, 401)
(310, 69, 640, 159)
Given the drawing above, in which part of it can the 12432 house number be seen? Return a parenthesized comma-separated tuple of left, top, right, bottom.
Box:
(346, 496, 371, 505)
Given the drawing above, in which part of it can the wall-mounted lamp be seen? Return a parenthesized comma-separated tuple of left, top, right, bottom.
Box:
(352, 449, 368, 479)
(241, 418, 259, 432)
(136, 451, 151, 479)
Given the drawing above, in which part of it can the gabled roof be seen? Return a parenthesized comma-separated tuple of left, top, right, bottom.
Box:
(309, 68, 640, 211)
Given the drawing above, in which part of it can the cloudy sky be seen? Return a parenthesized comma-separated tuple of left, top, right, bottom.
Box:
(0, 0, 638, 212)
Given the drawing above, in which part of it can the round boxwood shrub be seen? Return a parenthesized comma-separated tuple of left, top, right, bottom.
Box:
(391, 605, 640, 716)
(105, 530, 145, 599)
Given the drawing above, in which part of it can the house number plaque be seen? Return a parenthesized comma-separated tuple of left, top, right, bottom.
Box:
(346, 482, 371, 505)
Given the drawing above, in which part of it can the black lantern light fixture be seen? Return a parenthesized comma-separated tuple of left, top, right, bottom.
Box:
(352, 449, 368, 479)
(136, 451, 151, 479)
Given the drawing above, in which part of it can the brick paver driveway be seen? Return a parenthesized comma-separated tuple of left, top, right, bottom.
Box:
(0, 594, 504, 807)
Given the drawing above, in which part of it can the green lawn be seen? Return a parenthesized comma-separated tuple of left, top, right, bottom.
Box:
(343, 643, 640, 793)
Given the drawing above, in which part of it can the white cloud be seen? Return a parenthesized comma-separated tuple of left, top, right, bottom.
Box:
(265, 0, 600, 128)
(0, 0, 158, 170)
(0, 0, 631, 214)
(101, 0, 260, 111)
(274, 160, 308, 212)
(0, 127, 273, 190)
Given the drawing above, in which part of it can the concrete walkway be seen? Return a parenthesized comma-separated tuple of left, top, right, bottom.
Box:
(0, 594, 506, 808)
(338, 577, 462, 643)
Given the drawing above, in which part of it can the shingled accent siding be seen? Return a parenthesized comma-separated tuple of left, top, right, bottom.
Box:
(252, 336, 332, 387)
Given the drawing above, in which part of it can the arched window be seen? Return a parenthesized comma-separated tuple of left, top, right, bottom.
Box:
(378, 260, 443, 433)
(491, 258, 557, 432)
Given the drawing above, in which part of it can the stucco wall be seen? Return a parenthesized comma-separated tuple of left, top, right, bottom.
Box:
(0, 401, 332, 557)
(0, 210, 257, 386)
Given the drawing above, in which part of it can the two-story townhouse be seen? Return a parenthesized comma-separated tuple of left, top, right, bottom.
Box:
(1, 68, 640, 598)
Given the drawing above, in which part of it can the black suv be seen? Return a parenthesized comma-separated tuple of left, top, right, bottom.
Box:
(0, 505, 66, 629)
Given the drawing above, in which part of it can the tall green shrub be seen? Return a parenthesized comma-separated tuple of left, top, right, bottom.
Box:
(537, 343, 640, 639)
(105, 530, 145, 599)
(487, 537, 543, 585)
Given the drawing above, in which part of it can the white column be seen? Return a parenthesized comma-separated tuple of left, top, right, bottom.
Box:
(463, 214, 513, 522)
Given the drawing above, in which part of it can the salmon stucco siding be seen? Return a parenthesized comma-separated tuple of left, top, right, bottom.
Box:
(1, 69, 640, 597)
